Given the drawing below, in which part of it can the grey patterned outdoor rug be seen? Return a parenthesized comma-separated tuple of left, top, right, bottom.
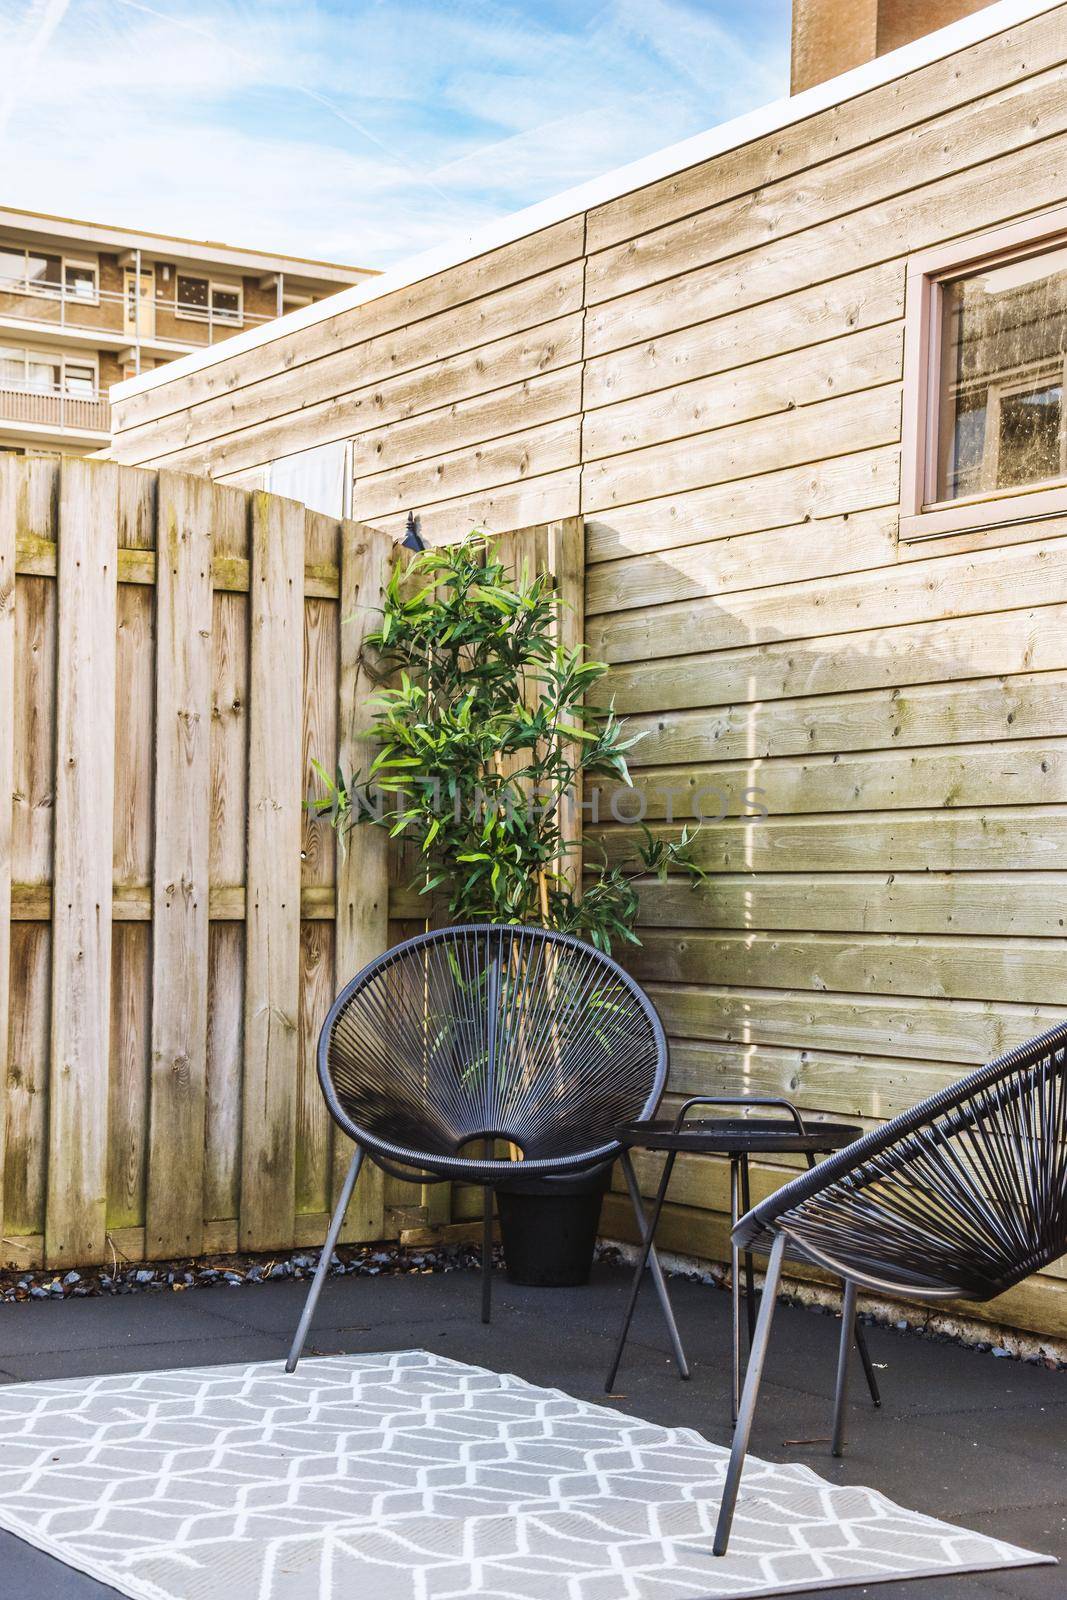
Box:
(0, 1349, 1049, 1599)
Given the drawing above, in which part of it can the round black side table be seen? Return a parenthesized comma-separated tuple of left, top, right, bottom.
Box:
(606, 1097, 880, 1424)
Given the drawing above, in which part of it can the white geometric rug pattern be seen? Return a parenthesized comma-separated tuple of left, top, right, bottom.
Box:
(0, 1350, 1048, 1599)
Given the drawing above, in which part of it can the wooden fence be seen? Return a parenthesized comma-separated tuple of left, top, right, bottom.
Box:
(0, 455, 582, 1270)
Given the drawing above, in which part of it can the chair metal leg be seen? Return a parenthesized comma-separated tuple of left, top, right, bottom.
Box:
(285, 1146, 364, 1373)
(481, 1183, 493, 1325)
(713, 1231, 786, 1558)
(607, 1150, 690, 1387)
(854, 1312, 882, 1408)
(730, 1158, 742, 1425)
(832, 1279, 858, 1458)
(605, 1149, 679, 1391)
(740, 1156, 756, 1347)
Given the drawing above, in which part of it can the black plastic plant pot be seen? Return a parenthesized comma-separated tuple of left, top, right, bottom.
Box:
(495, 1162, 613, 1287)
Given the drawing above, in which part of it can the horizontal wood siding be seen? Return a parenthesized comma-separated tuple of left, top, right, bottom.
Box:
(108, 4, 1067, 1337)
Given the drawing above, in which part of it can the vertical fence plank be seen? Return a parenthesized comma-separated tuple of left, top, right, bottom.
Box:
(116, 465, 157, 555)
(0, 459, 16, 1254)
(205, 923, 244, 1225)
(240, 492, 305, 1251)
(209, 490, 250, 893)
(46, 460, 118, 1267)
(11, 577, 57, 892)
(299, 511, 340, 1222)
(7, 459, 57, 1263)
(108, 472, 157, 1239)
(113, 489, 156, 899)
(4, 924, 50, 1262)
(334, 520, 393, 1242)
(206, 486, 249, 1233)
(145, 473, 215, 1258)
(298, 920, 335, 1218)
(108, 925, 151, 1232)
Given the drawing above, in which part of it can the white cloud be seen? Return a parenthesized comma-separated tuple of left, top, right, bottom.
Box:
(0, 0, 71, 141)
(0, 0, 790, 267)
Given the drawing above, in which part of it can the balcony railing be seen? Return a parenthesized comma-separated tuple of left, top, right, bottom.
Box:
(0, 383, 111, 434)
(0, 275, 277, 347)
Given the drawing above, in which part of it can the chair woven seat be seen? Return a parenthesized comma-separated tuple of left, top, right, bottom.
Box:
(320, 924, 667, 1181)
(285, 924, 670, 1377)
(735, 1021, 1067, 1302)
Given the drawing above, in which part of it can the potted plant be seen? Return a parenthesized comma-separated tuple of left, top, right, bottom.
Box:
(312, 531, 703, 1284)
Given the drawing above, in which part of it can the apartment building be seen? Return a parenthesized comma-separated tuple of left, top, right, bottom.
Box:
(0, 206, 375, 455)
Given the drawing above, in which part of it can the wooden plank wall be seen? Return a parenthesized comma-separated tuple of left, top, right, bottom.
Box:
(1, 454, 412, 1270)
(107, 4, 1067, 1335)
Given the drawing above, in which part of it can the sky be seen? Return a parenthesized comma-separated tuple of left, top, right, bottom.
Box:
(0, 0, 791, 271)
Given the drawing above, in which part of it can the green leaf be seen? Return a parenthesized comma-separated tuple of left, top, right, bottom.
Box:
(309, 525, 675, 952)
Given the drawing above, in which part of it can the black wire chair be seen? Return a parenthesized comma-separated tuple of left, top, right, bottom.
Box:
(286, 924, 674, 1372)
(713, 1019, 1067, 1557)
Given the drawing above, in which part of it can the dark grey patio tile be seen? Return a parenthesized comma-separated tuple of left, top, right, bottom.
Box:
(982, 1573, 1065, 1600)
(196, 1266, 490, 1334)
(630, 1278, 1065, 1415)
(734, 1390, 1067, 1520)
(893, 1395, 1067, 1466)
(970, 1503, 1065, 1598)
(0, 1331, 289, 1382)
(300, 1318, 484, 1361)
(0, 1529, 121, 1599)
(0, 1289, 259, 1355)
(782, 1581, 1019, 1600)
(314, 1317, 571, 1373)
(838, 1317, 1066, 1414)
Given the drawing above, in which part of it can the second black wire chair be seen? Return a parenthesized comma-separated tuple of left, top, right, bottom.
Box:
(286, 923, 681, 1372)
(713, 1019, 1067, 1556)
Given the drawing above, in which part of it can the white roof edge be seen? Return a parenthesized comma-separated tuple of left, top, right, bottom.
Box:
(111, 0, 1062, 409)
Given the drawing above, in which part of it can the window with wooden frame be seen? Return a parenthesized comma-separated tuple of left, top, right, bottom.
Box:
(901, 208, 1067, 543)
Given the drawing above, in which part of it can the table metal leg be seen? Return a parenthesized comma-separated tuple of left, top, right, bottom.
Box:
(605, 1150, 690, 1389)
(730, 1157, 742, 1425)
(853, 1302, 882, 1407)
(740, 1154, 756, 1346)
(481, 1180, 493, 1326)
